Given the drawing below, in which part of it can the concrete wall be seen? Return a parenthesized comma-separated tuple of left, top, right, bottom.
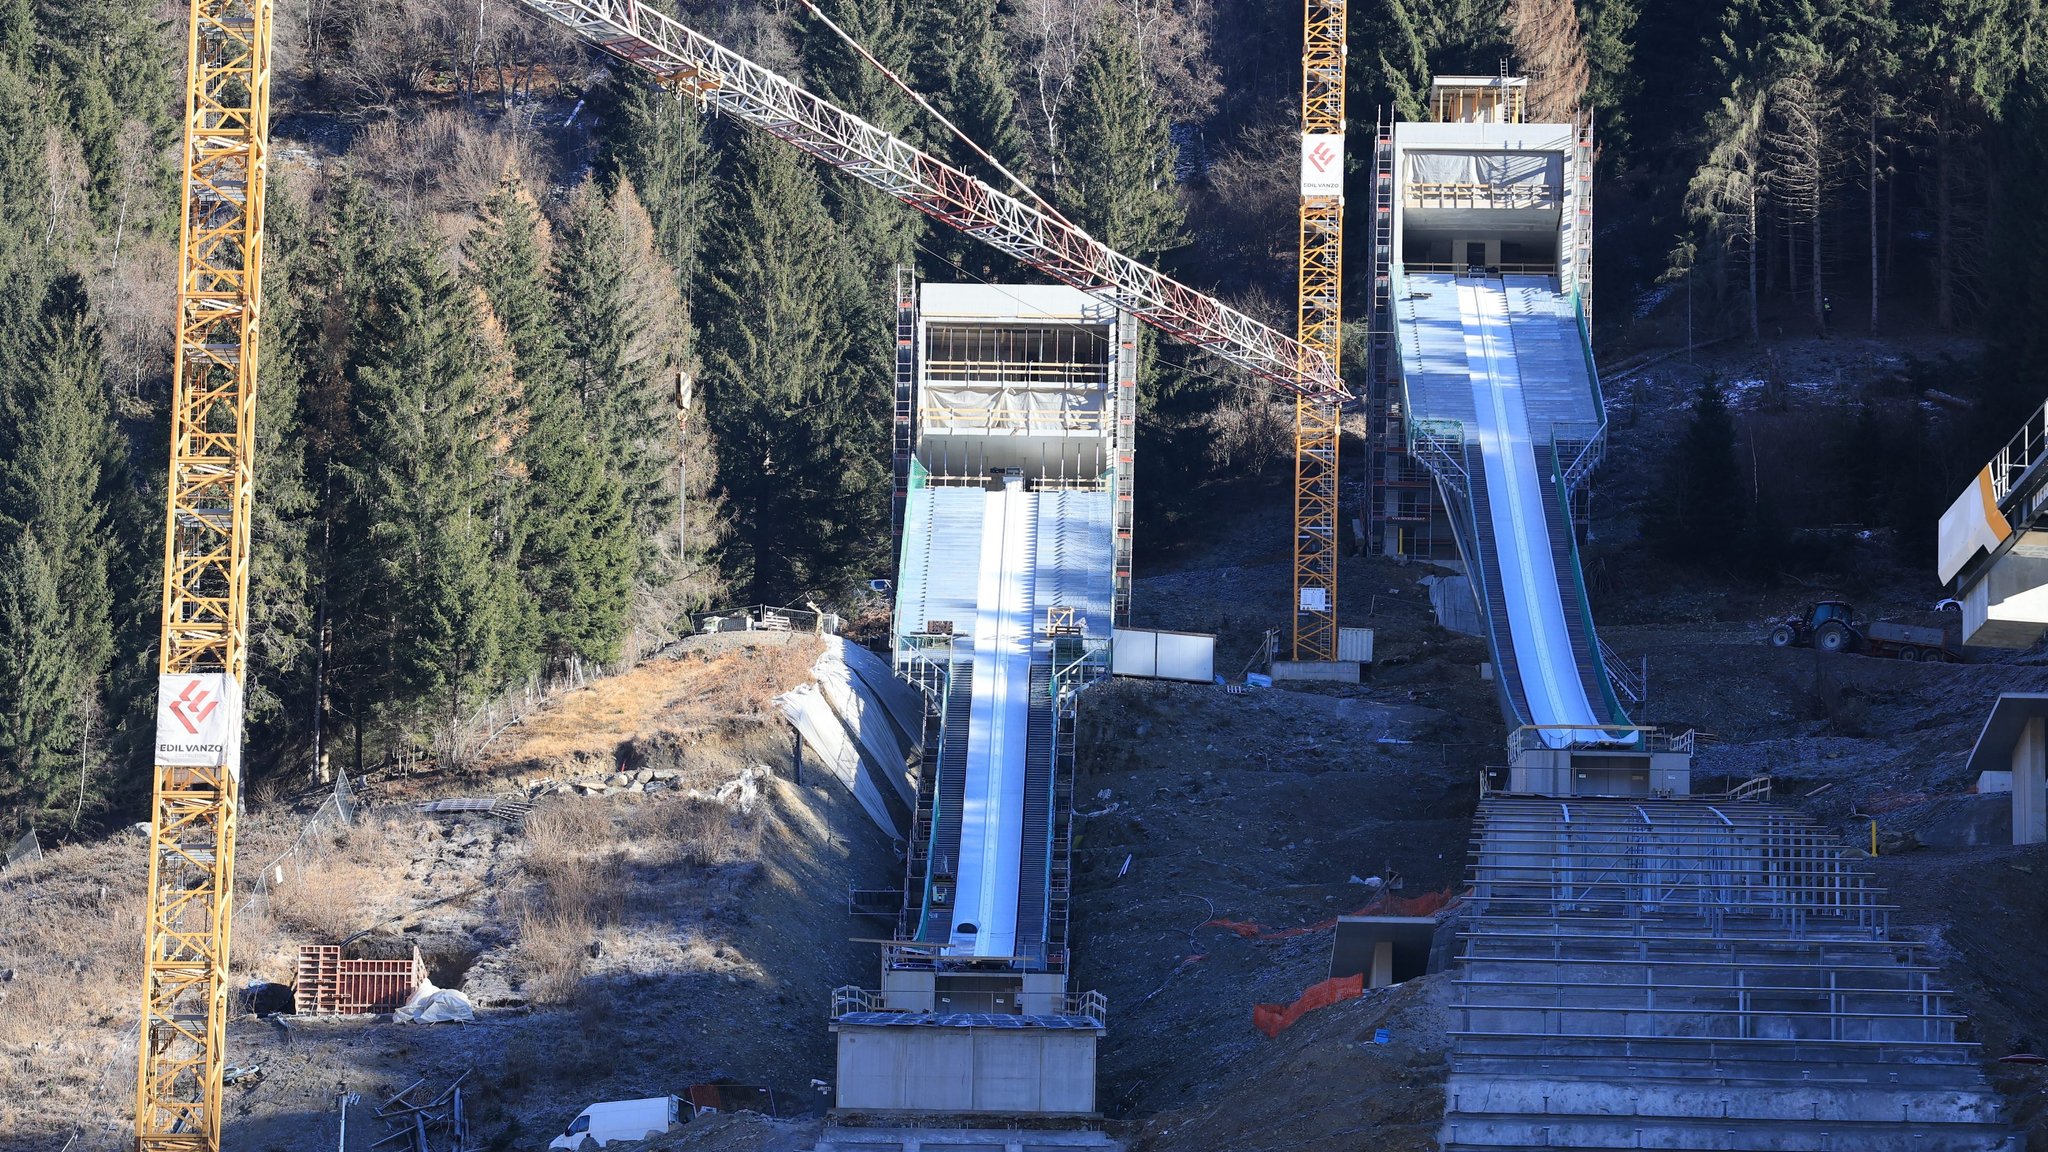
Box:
(835, 1025, 1099, 1115)
(1507, 749, 1690, 797)
(2018, 715, 2046, 846)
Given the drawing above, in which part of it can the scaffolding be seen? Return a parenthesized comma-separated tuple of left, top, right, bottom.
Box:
(1445, 798, 2012, 1151)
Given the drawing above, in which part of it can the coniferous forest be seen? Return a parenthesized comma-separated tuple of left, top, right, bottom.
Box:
(0, 0, 2043, 831)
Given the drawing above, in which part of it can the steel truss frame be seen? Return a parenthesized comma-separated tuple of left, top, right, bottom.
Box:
(514, 0, 1341, 403)
(1292, 0, 1346, 660)
(136, 2, 271, 1148)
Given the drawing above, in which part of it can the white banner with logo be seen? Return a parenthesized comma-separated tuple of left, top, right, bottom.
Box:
(155, 673, 243, 782)
(1300, 133, 1345, 197)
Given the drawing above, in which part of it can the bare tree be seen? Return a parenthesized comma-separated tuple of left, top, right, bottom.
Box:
(1688, 86, 1768, 340)
(1116, 0, 1221, 120)
(1018, 0, 1107, 189)
(1506, 0, 1589, 121)
(1763, 72, 1841, 331)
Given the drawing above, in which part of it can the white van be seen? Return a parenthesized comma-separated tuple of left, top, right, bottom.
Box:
(547, 1096, 686, 1149)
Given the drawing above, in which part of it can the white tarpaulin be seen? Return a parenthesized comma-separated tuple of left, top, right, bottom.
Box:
(395, 980, 474, 1024)
(811, 637, 919, 809)
(924, 382, 1102, 432)
(1405, 150, 1558, 188)
(1938, 466, 2013, 584)
(841, 639, 925, 751)
(154, 673, 243, 782)
(1301, 132, 1345, 197)
(776, 683, 902, 838)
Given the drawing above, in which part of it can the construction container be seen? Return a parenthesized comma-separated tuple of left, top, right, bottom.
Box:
(293, 944, 428, 1015)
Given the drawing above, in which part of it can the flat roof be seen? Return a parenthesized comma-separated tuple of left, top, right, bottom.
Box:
(1963, 693, 2048, 777)
(920, 283, 1117, 324)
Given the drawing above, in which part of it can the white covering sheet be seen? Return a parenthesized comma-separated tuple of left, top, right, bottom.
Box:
(949, 476, 1035, 958)
(1460, 280, 1600, 750)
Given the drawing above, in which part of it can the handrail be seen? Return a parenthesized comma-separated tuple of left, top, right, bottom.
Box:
(1986, 398, 2048, 505)
(1549, 439, 1632, 731)
(1596, 635, 1644, 706)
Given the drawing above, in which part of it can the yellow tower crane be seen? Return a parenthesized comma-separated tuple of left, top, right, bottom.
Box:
(1293, 0, 1346, 661)
(134, 1, 271, 1148)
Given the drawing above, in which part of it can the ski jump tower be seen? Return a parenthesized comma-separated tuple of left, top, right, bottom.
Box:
(829, 281, 1133, 1118)
(1382, 76, 1691, 796)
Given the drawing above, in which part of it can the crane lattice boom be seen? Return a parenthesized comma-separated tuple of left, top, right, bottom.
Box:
(514, 0, 1345, 403)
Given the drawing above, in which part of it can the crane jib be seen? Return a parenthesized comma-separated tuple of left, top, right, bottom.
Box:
(525, 0, 1345, 402)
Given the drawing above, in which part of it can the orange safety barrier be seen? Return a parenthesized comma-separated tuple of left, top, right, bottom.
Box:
(1253, 972, 1364, 1037)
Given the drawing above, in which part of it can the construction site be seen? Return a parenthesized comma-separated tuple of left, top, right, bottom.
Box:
(4, 1, 2048, 1151)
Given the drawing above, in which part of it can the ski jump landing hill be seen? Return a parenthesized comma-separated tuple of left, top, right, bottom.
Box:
(828, 283, 1130, 1122)
(1388, 78, 1690, 795)
(1399, 77, 2016, 1152)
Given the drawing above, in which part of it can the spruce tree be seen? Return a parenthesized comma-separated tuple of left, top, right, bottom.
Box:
(700, 132, 886, 603)
(0, 530, 71, 816)
(328, 223, 530, 756)
(0, 274, 120, 816)
(910, 0, 1027, 277)
(802, 0, 922, 284)
(468, 179, 635, 668)
(1579, 0, 1640, 145)
(554, 176, 686, 570)
(1060, 14, 1186, 263)
(596, 79, 715, 296)
(243, 182, 316, 779)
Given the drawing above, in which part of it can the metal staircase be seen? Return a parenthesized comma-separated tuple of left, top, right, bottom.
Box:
(1014, 662, 1057, 965)
(1460, 461, 1530, 727)
(914, 659, 973, 943)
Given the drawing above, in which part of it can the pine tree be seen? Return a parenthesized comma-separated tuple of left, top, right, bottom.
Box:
(468, 178, 635, 669)
(1061, 14, 1185, 263)
(700, 133, 886, 603)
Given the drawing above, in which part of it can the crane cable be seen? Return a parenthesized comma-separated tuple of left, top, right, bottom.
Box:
(793, 0, 1079, 233)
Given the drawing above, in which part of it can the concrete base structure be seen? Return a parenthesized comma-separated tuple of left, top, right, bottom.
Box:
(1506, 747, 1691, 797)
(832, 1019, 1103, 1115)
(1962, 693, 2048, 845)
(1270, 659, 1361, 682)
(1959, 541, 2048, 649)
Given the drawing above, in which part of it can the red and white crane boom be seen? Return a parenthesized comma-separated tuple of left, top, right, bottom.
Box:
(515, 0, 1346, 403)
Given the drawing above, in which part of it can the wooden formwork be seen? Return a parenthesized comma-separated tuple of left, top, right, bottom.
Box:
(293, 944, 427, 1014)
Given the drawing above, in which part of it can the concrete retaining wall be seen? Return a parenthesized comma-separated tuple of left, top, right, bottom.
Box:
(835, 1024, 1099, 1114)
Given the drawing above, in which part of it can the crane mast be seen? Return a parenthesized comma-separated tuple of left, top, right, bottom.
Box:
(135, 1, 271, 1148)
(1293, 0, 1345, 660)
